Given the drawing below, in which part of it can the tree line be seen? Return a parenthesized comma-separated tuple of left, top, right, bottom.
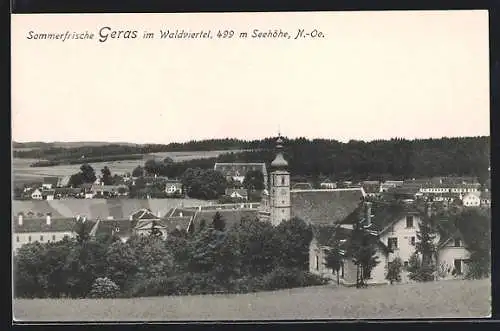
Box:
(15, 136, 490, 185)
(133, 136, 489, 186)
(14, 215, 326, 299)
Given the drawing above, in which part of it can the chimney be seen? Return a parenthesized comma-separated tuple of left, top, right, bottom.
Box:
(365, 201, 372, 226)
(129, 215, 133, 221)
(46, 213, 51, 226)
(179, 211, 183, 217)
(157, 211, 161, 217)
(18, 213, 23, 226)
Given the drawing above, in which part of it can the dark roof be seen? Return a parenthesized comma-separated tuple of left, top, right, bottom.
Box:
(339, 201, 421, 234)
(190, 209, 259, 230)
(131, 208, 160, 220)
(292, 183, 313, 190)
(94, 219, 134, 238)
(42, 190, 56, 196)
(12, 199, 212, 221)
(13, 217, 96, 233)
(55, 187, 82, 194)
(214, 163, 267, 177)
(481, 191, 491, 200)
(290, 188, 365, 226)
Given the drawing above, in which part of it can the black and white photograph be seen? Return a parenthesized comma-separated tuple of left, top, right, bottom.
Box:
(11, 10, 491, 321)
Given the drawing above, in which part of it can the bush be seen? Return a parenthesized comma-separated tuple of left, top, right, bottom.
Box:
(261, 268, 328, 291)
(128, 269, 328, 298)
(88, 277, 120, 298)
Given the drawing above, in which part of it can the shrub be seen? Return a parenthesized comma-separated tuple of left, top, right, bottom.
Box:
(386, 258, 403, 284)
(261, 267, 328, 291)
(88, 277, 120, 298)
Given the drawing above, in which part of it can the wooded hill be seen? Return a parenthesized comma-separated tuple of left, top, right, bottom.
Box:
(139, 136, 490, 184)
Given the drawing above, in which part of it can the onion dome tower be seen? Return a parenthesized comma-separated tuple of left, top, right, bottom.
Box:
(269, 134, 291, 226)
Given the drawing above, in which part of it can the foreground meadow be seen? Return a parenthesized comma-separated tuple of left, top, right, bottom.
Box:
(14, 278, 490, 321)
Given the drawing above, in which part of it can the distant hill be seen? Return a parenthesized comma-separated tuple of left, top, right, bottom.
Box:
(13, 141, 141, 149)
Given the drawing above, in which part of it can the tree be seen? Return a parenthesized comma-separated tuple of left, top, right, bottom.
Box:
(80, 164, 97, 184)
(163, 157, 174, 165)
(243, 170, 265, 193)
(127, 235, 174, 281)
(410, 219, 437, 281)
(105, 241, 139, 289)
(132, 166, 144, 177)
(386, 257, 403, 284)
(454, 208, 491, 279)
(14, 242, 48, 298)
(274, 218, 313, 270)
(101, 166, 113, 185)
(324, 236, 344, 285)
(232, 217, 276, 275)
(212, 212, 226, 231)
(182, 168, 227, 200)
(347, 220, 380, 288)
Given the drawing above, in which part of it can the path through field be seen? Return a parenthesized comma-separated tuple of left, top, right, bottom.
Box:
(13, 279, 490, 321)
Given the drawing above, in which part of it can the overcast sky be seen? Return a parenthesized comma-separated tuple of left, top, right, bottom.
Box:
(11, 10, 489, 144)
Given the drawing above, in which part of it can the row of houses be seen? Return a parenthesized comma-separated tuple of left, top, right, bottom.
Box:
(21, 176, 184, 201)
(12, 195, 480, 285)
(12, 202, 260, 252)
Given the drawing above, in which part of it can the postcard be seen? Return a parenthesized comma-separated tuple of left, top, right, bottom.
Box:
(11, 10, 491, 321)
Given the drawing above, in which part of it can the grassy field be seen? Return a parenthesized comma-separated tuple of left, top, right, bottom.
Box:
(12, 149, 243, 183)
(13, 279, 490, 321)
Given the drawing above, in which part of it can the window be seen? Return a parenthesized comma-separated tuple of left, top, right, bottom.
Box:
(388, 237, 398, 250)
(315, 256, 319, 270)
(28, 236, 31, 242)
(410, 236, 416, 246)
(341, 262, 344, 278)
(16, 236, 19, 243)
(406, 215, 414, 228)
(404, 261, 409, 269)
(40, 235, 44, 242)
(454, 238, 462, 247)
(52, 235, 56, 241)
(281, 176, 285, 185)
(454, 259, 462, 275)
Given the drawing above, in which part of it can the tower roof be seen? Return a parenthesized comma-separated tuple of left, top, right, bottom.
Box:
(271, 135, 288, 169)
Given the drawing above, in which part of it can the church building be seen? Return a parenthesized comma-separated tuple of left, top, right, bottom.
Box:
(259, 135, 365, 227)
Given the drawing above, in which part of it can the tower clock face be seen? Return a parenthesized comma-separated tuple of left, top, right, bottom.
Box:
(280, 189, 287, 196)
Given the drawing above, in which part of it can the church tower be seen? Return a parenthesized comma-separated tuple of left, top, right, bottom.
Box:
(269, 135, 291, 226)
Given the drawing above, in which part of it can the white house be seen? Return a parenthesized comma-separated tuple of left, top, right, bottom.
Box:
(320, 179, 337, 189)
(462, 192, 481, 207)
(309, 202, 471, 285)
(165, 180, 183, 195)
(13, 213, 82, 253)
(31, 189, 43, 200)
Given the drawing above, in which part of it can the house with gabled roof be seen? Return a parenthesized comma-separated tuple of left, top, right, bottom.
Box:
(225, 188, 248, 200)
(320, 178, 337, 189)
(42, 177, 59, 190)
(310, 201, 472, 285)
(480, 191, 491, 207)
(12, 213, 96, 253)
(214, 162, 268, 187)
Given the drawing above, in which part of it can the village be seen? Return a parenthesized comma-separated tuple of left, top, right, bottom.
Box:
(12, 136, 491, 288)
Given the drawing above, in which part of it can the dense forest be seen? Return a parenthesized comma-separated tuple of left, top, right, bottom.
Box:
(14, 136, 490, 183)
(138, 136, 490, 184)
